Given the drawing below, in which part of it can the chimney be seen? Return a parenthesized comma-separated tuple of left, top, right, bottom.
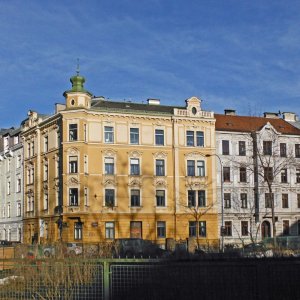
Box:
(224, 109, 236, 116)
(147, 98, 160, 105)
(282, 112, 297, 122)
(264, 112, 279, 118)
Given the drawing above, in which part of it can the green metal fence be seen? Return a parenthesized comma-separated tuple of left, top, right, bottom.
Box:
(1, 258, 300, 300)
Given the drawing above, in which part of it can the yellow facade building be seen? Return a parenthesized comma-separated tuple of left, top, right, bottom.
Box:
(22, 73, 219, 247)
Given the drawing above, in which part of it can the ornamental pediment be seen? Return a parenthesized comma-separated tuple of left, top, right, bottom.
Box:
(153, 177, 168, 187)
(128, 177, 142, 187)
(153, 151, 168, 158)
(66, 177, 80, 186)
(102, 148, 117, 157)
(65, 147, 79, 155)
(128, 150, 143, 157)
(184, 151, 206, 159)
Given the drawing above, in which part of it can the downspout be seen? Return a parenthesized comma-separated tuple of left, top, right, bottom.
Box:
(251, 132, 260, 223)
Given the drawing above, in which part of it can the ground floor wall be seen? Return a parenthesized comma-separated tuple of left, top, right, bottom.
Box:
(23, 212, 219, 248)
(0, 221, 23, 242)
(222, 212, 300, 246)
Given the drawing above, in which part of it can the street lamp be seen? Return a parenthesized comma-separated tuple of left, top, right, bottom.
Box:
(205, 154, 224, 253)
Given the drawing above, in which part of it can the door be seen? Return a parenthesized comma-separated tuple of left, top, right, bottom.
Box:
(261, 221, 271, 239)
(130, 221, 142, 238)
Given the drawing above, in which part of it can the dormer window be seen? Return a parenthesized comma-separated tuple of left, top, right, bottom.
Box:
(71, 99, 75, 106)
(192, 107, 197, 115)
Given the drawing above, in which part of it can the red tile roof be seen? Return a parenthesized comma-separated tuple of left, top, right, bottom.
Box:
(215, 114, 300, 135)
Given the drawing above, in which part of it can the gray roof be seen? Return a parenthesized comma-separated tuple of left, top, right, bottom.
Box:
(90, 98, 184, 115)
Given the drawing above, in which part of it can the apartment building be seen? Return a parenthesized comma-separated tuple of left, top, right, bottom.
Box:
(0, 127, 23, 242)
(21, 72, 219, 246)
(215, 110, 300, 246)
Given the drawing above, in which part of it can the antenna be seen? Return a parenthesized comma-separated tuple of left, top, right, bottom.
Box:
(76, 58, 80, 75)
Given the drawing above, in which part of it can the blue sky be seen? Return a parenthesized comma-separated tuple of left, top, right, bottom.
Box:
(1, 0, 300, 127)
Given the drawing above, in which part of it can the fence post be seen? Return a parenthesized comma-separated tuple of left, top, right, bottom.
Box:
(103, 260, 110, 300)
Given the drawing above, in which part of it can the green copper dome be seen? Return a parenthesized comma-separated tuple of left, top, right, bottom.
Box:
(63, 73, 92, 97)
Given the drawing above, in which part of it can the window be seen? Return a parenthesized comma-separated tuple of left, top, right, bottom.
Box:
(17, 178, 21, 193)
(239, 167, 247, 182)
(283, 220, 290, 236)
(155, 129, 164, 145)
(131, 189, 140, 207)
(56, 157, 60, 177)
(17, 203, 21, 217)
(264, 167, 273, 181)
(74, 222, 83, 240)
(197, 160, 205, 176)
(224, 221, 232, 236)
(7, 204, 10, 218)
(187, 160, 205, 176)
(281, 169, 288, 183)
(298, 220, 300, 236)
(187, 131, 204, 147)
(157, 221, 166, 238)
(7, 159, 10, 172)
(224, 193, 231, 208)
(196, 131, 204, 147)
(222, 140, 229, 155)
(105, 222, 115, 239)
(239, 141, 246, 156)
(198, 190, 206, 207)
(104, 157, 114, 175)
(130, 128, 139, 144)
(298, 194, 300, 208)
(199, 221, 206, 237)
(189, 221, 196, 237)
(104, 126, 114, 143)
(296, 144, 300, 158)
(263, 141, 272, 155)
(105, 189, 115, 207)
(241, 221, 248, 236)
(265, 193, 273, 208)
(69, 124, 78, 141)
(296, 169, 300, 183)
(130, 221, 142, 238)
(280, 143, 287, 157)
(241, 193, 247, 208)
(188, 190, 196, 207)
(130, 158, 140, 175)
(156, 159, 165, 176)
(44, 136, 48, 152)
(69, 188, 78, 206)
(282, 194, 289, 208)
(186, 131, 194, 146)
(156, 190, 165, 207)
(187, 160, 195, 176)
(69, 156, 78, 173)
(31, 141, 34, 156)
(223, 167, 230, 182)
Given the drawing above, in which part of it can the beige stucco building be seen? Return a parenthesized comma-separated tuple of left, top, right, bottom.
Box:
(21, 73, 219, 247)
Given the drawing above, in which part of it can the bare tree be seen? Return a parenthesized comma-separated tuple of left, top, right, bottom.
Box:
(233, 127, 298, 247)
(180, 179, 214, 250)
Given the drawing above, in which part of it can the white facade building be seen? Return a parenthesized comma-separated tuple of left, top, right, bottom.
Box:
(215, 110, 300, 246)
(0, 128, 23, 242)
